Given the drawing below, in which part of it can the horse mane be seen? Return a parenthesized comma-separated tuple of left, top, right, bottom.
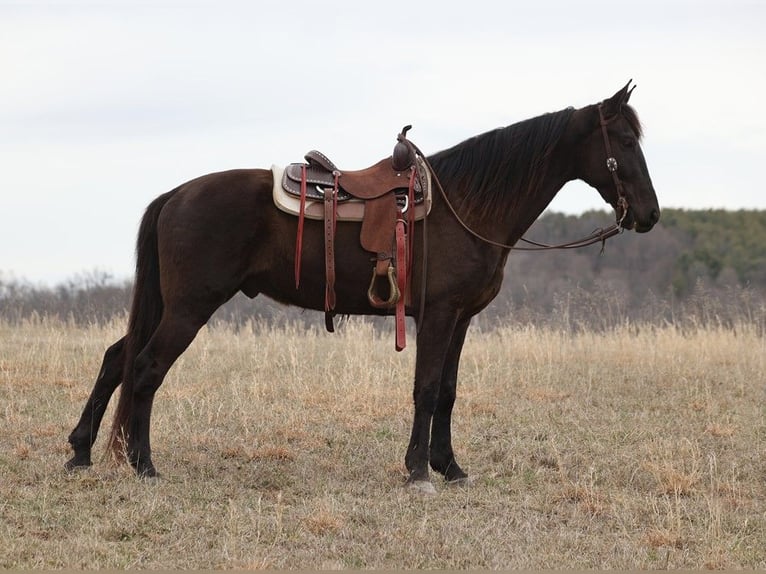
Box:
(427, 107, 576, 219)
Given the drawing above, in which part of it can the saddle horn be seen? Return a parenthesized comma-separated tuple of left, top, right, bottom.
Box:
(392, 125, 416, 172)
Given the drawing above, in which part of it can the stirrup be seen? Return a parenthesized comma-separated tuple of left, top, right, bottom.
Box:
(367, 265, 400, 309)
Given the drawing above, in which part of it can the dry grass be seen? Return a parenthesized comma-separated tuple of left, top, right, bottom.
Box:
(1, 315, 765, 568)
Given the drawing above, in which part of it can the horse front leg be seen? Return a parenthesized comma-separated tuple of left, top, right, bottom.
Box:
(429, 315, 471, 483)
(405, 309, 458, 494)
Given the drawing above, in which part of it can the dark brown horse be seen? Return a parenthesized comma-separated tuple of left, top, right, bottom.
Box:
(66, 81, 659, 493)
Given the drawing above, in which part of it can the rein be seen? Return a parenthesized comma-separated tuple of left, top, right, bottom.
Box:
(409, 103, 629, 252)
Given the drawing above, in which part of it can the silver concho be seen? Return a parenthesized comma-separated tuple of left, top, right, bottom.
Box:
(606, 157, 619, 172)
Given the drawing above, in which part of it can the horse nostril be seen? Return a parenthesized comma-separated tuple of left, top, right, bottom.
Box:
(649, 209, 660, 225)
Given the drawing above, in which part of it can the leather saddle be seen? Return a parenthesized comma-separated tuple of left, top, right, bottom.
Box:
(281, 137, 429, 239)
(281, 126, 429, 351)
(282, 152, 427, 209)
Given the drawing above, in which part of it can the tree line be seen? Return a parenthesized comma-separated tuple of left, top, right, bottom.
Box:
(2, 208, 765, 332)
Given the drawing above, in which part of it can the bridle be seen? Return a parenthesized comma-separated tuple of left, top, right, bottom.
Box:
(597, 102, 630, 230)
(413, 102, 631, 252)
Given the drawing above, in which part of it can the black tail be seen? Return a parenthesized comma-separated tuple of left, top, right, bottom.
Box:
(107, 188, 178, 460)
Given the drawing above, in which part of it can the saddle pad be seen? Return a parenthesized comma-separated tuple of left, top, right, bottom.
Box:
(271, 163, 432, 223)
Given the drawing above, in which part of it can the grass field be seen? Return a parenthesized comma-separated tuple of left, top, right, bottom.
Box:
(1, 315, 764, 568)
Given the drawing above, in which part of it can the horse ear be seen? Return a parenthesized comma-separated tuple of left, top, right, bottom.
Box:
(602, 79, 635, 117)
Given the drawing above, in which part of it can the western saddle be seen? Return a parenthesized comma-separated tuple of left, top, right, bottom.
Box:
(280, 126, 429, 351)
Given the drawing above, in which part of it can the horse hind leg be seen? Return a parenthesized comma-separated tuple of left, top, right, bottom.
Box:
(124, 310, 208, 477)
(66, 336, 126, 470)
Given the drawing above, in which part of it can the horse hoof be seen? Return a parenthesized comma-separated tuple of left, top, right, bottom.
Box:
(64, 457, 92, 472)
(137, 468, 160, 480)
(407, 480, 437, 496)
(447, 475, 473, 488)
(133, 462, 159, 480)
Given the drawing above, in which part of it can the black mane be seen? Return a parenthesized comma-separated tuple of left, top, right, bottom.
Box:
(427, 107, 576, 218)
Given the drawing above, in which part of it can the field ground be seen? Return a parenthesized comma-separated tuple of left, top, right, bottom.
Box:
(1, 316, 765, 568)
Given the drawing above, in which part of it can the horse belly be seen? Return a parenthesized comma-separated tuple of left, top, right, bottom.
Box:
(247, 215, 392, 316)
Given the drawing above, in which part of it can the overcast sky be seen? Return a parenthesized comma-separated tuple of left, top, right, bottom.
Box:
(1, 0, 764, 285)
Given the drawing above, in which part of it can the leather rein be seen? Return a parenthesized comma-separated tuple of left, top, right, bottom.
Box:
(412, 103, 629, 252)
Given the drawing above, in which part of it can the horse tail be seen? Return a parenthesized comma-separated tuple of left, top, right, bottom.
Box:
(106, 188, 178, 460)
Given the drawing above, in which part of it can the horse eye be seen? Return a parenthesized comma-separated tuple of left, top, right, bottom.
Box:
(623, 137, 636, 149)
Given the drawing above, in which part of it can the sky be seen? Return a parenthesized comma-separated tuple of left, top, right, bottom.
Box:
(1, 0, 764, 285)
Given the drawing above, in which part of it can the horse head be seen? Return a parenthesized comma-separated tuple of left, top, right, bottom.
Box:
(572, 80, 660, 233)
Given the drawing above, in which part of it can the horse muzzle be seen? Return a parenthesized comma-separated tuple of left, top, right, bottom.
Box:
(621, 205, 660, 233)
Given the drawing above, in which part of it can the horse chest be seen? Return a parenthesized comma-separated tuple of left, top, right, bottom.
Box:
(443, 256, 506, 311)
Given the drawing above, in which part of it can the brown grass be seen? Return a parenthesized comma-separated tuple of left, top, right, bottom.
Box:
(1, 316, 765, 568)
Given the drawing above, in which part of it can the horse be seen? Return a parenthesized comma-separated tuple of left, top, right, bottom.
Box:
(66, 81, 660, 493)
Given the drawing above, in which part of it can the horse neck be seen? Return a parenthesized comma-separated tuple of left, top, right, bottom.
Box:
(498, 164, 571, 246)
(430, 145, 572, 249)
(428, 108, 577, 248)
